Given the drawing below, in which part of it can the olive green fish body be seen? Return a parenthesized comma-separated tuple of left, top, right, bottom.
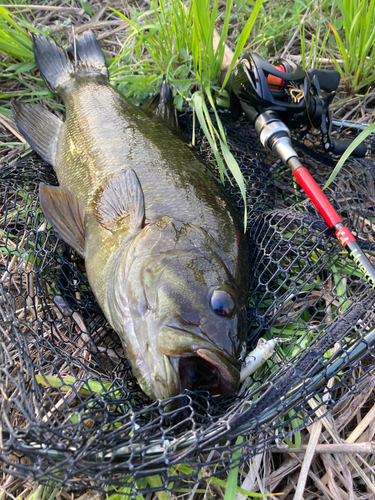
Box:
(58, 76, 238, 240)
(12, 31, 248, 401)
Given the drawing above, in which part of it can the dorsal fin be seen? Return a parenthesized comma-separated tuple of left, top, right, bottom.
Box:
(142, 77, 184, 139)
(11, 100, 62, 167)
(39, 184, 86, 257)
(94, 168, 145, 231)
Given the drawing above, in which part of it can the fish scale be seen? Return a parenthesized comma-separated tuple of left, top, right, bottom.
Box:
(59, 77, 236, 252)
(11, 30, 248, 402)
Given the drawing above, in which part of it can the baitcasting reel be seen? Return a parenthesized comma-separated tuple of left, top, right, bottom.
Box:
(228, 53, 366, 157)
(219, 51, 375, 287)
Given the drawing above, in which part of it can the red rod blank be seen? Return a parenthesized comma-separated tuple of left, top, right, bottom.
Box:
(293, 165, 342, 228)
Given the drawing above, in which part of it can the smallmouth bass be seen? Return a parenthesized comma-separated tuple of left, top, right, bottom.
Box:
(12, 31, 248, 401)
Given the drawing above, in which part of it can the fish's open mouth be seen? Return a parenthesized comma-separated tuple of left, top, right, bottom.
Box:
(178, 349, 239, 396)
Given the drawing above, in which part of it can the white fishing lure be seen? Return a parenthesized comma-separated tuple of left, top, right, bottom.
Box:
(240, 337, 284, 381)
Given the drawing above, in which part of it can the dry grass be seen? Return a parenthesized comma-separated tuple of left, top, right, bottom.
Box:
(1, 1, 375, 499)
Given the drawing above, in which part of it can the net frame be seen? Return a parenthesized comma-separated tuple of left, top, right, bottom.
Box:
(0, 113, 375, 493)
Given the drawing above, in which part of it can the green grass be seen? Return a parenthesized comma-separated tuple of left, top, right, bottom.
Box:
(0, 6, 49, 117)
(108, 0, 265, 228)
(15, 462, 273, 500)
(323, 121, 375, 188)
(297, 3, 329, 69)
(327, 0, 375, 94)
(0, 0, 373, 223)
(0, 0, 266, 229)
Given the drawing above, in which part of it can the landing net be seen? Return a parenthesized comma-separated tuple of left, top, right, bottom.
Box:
(0, 113, 374, 493)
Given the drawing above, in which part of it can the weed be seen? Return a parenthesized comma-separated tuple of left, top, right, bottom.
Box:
(327, 0, 375, 93)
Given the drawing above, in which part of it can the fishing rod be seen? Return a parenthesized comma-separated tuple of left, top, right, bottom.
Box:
(219, 51, 375, 288)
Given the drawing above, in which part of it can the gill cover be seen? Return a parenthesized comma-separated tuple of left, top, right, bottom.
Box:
(106, 217, 246, 401)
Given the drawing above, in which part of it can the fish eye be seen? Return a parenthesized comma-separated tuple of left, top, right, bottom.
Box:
(210, 289, 235, 318)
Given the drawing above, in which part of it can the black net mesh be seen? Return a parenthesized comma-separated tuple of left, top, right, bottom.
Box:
(1, 113, 375, 493)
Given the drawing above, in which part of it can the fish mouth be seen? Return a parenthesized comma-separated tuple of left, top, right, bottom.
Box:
(177, 349, 239, 396)
(159, 327, 240, 397)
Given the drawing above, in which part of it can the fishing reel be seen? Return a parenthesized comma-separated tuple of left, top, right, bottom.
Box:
(228, 53, 366, 157)
(218, 50, 375, 289)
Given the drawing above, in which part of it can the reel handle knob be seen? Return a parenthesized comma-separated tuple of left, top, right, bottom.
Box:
(331, 139, 367, 158)
(307, 69, 341, 93)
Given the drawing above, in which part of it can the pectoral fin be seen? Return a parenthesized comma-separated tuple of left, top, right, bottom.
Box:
(94, 168, 145, 231)
(39, 184, 86, 257)
(11, 101, 62, 167)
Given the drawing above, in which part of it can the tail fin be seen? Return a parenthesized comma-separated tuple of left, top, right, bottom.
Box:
(32, 31, 107, 94)
(66, 31, 108, 77)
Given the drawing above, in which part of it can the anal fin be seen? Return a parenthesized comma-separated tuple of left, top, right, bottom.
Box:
(12, 101, 62, 167)
(39, 184, 86, 257)
(94, 168, 145, 231)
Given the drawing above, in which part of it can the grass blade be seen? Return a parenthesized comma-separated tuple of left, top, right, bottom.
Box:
(323, 122, 375, 189)
(221, 0, 264, 90)
(224, 435, 244, 500)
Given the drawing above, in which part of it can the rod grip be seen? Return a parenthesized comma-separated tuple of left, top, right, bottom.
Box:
(331, 139, 367, 158)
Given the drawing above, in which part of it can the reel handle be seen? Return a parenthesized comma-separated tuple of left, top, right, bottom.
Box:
(307, 69, 341, 93)
(331, 139, 367, 158)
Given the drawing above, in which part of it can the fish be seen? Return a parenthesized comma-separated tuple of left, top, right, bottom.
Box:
(11, 31, 248, 402)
